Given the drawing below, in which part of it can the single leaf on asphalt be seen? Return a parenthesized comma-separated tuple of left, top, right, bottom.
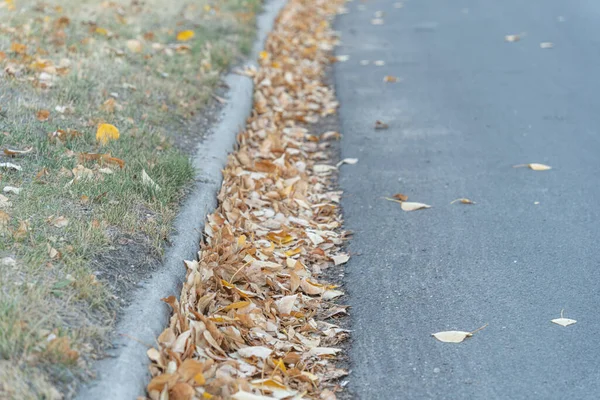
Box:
(513, 163, 552, 171)
(433, 324, 488, 343)
(336, 55, 349, 62)
(432, 331, 472, 343)
(392, 193, 408, 201)
(401, 201, 431, 211)
(176, 30, 195, 41)
(336, 158, 358, 167)
(96, 123, 120, 145)
(450, 198, 475, 205)
(540, 42, 554, 49)
(552, 309, 576, 327)
(383, 75, 400, 83)
(552, 318, 577, 327)
(374, 60, 386, 66)
(374, 120, 389, 129)
(371, 18, 384, 25)
(505, 34, 521, 42)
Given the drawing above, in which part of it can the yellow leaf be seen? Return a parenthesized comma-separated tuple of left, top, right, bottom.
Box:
(96, 123, 119, 145)
(177, 30, 195, 41)
(223, 301, 251, 311)
(513, 163, 552, 171)
(259, 51, 269, 60)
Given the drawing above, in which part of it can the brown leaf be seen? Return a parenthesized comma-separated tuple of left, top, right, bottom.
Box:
(392, 193, 408, 201)
(36, 110, 51, 121)
(374, 120, 389, 130)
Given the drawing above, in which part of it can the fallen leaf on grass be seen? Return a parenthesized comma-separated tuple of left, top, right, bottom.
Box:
(505, 34, 521, 42)
(450, 198, 475, 205)
(513, 163, 552, 171)
(336, 158, 358, 167)
(96, 123, 120, 145)
(374, 120, 389, 129)
(126, 39, 142, 53)
(0, 162, 22, 171)
(36, 109, 50, 121)
(432, 324, 488, 343)
(13, 219, 29, 241)
(383, 75, 400, 83)
(78, 153, 125, 168)
(3, 186, 20, 195)
(176, 30, 195, 41)
(142, 169, 161, 191)
(3, 147, 33, 157)
(552, 309, 576, 327)
(540, 42, 554, 49)
(0, 194, 11, 208)
(48, 215, 69, 228)
(0, 211, 10, 231)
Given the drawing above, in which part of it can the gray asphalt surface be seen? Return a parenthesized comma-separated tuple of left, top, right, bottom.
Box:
(334, 1, 600, 399)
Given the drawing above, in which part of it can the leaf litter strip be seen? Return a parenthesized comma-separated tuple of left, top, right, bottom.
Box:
(145, 0, 348, 399)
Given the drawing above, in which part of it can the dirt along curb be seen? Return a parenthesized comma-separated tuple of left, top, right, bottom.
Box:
(77, 1, 287, 398)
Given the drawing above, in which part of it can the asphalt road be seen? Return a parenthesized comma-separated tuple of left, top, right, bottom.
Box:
(334, 1, 600, 398)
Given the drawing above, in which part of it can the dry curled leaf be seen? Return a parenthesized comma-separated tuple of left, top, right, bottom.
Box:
(336, 158, 358, 167)
(450, 198, 475, 205)
(383, 75, 400, 83)
(374, 120, 389, 130)
(36, 109, 50, 121)
(513, 163, 552, 171)
(392, 193, 408, 201)
(0, 162, 22, 171)
(3, 147, 33, 157)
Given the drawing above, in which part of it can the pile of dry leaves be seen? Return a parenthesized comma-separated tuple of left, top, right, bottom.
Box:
(145, 0, 349, 399)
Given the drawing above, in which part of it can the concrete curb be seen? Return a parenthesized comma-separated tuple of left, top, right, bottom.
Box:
(77, 1, 286, 398)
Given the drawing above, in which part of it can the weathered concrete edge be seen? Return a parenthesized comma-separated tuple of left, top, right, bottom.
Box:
(78, 1, 286, 398)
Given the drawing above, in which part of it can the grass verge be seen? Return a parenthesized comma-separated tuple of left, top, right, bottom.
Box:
(0, 0, 260, 398)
